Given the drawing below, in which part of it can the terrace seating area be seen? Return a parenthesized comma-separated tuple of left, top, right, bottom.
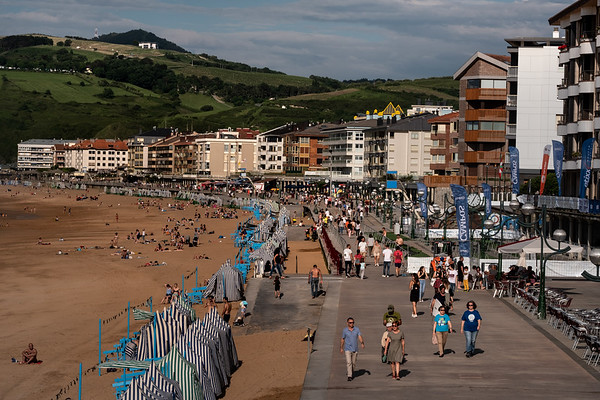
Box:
(514, 287, 600, 368)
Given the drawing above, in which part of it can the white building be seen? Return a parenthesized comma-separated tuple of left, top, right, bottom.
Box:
(505, 33, 565, 173)
(138, 42, 158, 49)
(257, 125, 289, 174)
(17, 139, 78, 170)
(406, 104, 454, 116)
(64, 139, 128, 172)
(322, 121, 377, 182)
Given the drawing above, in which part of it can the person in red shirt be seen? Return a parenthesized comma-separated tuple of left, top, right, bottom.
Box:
(393, 247, 403, 277)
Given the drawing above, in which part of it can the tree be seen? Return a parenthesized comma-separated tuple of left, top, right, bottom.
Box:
(519, 173, 558, 195)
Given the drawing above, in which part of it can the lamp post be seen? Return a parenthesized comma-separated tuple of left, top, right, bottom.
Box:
(483, 204, 570, 319)
(417, 187, 428, 241)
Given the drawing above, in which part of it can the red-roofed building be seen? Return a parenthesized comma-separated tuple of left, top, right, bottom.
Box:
(64, 139, 128, 172)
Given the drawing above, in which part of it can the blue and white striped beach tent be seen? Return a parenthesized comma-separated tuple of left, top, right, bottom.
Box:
(203, 307, 239, 374)
(202, 262, 244, 302)
(177, 327, 217, 400)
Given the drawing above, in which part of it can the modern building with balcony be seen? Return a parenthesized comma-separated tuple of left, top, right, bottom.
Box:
(549, 0, 600, 199)
(505, 32, 564, 174)
(282, 123, 332, 175)
(322, 120, 379, 182)
(427, 111, 460, 177)
(126, 128, 173, 175)
(454, 52, 510, 188)
(17, 139, 78, 170)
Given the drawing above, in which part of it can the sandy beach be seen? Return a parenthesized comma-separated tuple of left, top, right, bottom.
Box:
(0, 185, 324, 400)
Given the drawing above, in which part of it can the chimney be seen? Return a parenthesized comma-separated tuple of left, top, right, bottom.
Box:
(553, 27, 560, 39)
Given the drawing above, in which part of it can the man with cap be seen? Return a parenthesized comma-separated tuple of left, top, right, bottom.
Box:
(383, 304, 402, 326)
(381, 322, 393, 358)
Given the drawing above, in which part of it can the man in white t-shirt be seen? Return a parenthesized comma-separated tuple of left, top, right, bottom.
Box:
(382, 244, 393, 278)
(447, 265, 458, 302)
(358, 237, 367, 257)
(367, 234, 375, 256)
(343, 244, 353, 278)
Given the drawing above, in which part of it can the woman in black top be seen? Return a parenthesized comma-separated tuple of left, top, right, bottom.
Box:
(409, 273, 420, 318)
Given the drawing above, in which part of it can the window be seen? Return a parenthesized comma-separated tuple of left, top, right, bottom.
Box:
(355, 143, 363, 149)
(355, 132, 364, 140)
(355, 155, 363, 161)
(224, 144, 229, 152)
(411, 133, 419, 139)
(300, 137, 309, 143)
(467, 79, 504, 89)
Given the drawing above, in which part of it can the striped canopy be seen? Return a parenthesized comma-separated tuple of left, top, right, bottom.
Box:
(158, 344, 202, 400)
(202, 262, 244, 302)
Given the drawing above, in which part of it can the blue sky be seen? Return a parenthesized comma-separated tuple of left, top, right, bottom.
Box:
(0, 0, 573, 80)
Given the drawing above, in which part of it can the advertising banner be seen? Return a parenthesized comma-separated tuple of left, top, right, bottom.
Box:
(552, 140, 564, 196)
(579, 138, 596, 199)
(540, 144, 551, 195)
(450, 184, 470, 257)
(509, 146, 520, 194)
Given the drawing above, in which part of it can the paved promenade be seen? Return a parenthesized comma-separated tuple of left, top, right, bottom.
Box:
(300, 272, 600, 399)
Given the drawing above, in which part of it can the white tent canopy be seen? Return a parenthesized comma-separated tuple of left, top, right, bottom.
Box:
(498, 237, 583, 255)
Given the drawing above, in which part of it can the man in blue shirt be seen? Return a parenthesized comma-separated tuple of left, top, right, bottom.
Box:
(340, 317, 365, 381)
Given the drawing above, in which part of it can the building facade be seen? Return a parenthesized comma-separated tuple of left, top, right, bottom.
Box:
(549, 0, 600, 199)
(282, 124, 331, 174)
(427, 112, 460, 176)
(196, 130, 257, 178)
(17, 139, 78, 170)
(127, 128, 173, 175)
(64, 139, 128, 172)
(454, 52, 509, 184)
(505, 34, 565, 174)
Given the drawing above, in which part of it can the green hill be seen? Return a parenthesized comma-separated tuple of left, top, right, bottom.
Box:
(96, 29, 188, 53)
(0, 35, 458, 164)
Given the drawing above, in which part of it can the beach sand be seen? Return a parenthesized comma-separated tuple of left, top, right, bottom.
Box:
(0, 186, 324, 400)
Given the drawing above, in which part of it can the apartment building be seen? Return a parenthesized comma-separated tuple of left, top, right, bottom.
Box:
(17, 139, 78, 170)
(127, 128, 173, 174)
(196, 130, 257, 178)
(427, 111, 460, 176)
(454, 52, 509, 182)
(505, 33, 564, 174)
(64, 139, 128, 172)
(549, 0, 600, 199)
(282, 124, 332, 174)
(257, 124, 298, 174)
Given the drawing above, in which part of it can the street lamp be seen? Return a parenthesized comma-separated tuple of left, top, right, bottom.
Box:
(417, 187, 428, 241)
(483, 204, 570, 319)
(589, 248, 600, 278)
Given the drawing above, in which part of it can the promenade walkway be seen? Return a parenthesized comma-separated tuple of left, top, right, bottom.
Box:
(301, 272, 600, 399)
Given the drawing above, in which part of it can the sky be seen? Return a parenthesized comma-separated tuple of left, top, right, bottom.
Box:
(0, 0, 574, 81)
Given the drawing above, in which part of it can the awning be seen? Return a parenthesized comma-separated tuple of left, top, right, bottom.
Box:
(497, 237, 583, 255)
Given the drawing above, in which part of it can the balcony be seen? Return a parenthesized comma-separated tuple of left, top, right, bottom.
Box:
(507, 95, 517, 108)
(507, 124, 516, 136)
(580, 37, 594, 54)
(464, 130, 506, 143)
(465, 109, 506, 121)
(507, 66, 518, 79)
(464, 151, 503, 164)
(424, 175, 479, 188)
(430, 163, 447, 171)
(430, 147, 446, 155)
(465, 88, 507, 101)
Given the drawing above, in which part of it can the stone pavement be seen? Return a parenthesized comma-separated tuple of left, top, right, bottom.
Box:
(300, 271, 600, 399)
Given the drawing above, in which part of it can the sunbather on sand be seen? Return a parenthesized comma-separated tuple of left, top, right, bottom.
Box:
(19, 343, 37, 364)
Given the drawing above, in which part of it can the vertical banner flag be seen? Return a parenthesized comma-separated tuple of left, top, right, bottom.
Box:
(540, 144, 551, 195)
(450, 184, 470, 258)
(481, 183, 492, 219)
(579, 138, 596, 198)
(552, 140, 564, 196)
(498, 153, 504, 178)
(508, 146, 520, 194)
(417, 182, 428, 219)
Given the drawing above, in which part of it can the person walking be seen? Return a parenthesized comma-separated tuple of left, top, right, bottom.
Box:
(461, 300, 482, 357)
(382, 244, 393, 278)
(308, 264, 323, 298)
(417, 266, 428, 302)
(393, 246, 403, 277)
(221, 297, 232, 323)
(373, 240, 382, 267)
(343, 244, 353, 278)
(383, 321, 405, 380)
(463, 265, 470, 292)
(341, 317, 365, 381)
(433, 306, 453, 357)
(409, 273, 420, 318)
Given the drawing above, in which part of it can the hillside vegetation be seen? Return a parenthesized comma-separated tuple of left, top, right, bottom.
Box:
(0, 33, 458, 164)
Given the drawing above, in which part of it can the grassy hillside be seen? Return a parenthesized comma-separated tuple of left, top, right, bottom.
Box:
(0, 37, 458, 164)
